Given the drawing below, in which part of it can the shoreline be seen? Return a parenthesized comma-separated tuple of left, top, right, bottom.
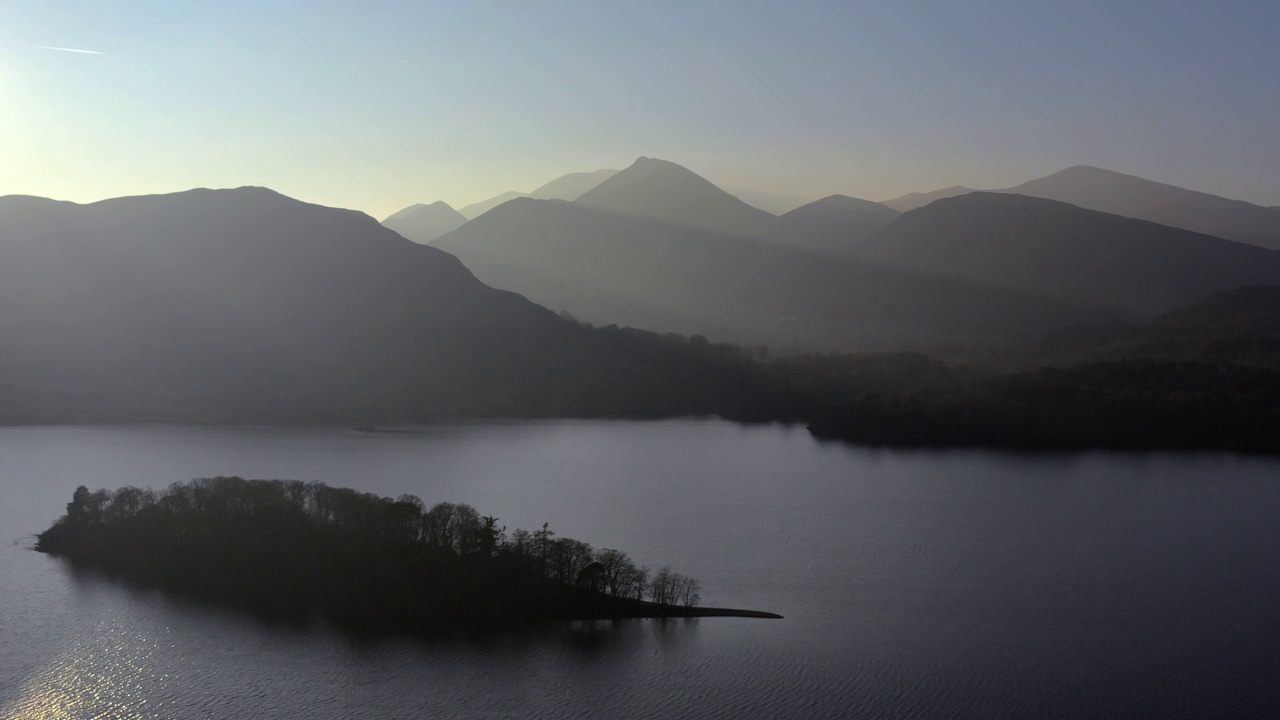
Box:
(567, 602, 783, 620)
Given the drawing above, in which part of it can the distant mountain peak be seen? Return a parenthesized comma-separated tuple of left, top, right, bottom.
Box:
(576, 156, 779, 237)
(1004, 166, 1280, 248)
(1039, 165, 1153, 183)
(859, 190, 1280, 317)
(800, 194, 892, 210)
(611, 156, 719, 184)
(384, 200, 458, 221)
(382, 200, 468, 243)
(775, 194, 900, 254)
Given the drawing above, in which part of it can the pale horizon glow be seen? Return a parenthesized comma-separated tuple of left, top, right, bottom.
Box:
(2, 2, 1277, 219)
(31, 45, 104, 55)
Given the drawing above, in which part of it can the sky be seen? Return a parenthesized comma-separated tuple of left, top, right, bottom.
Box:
(3, 1, 1278, 218)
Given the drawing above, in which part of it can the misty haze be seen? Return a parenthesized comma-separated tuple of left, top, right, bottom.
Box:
(3, 3, 1280, 719)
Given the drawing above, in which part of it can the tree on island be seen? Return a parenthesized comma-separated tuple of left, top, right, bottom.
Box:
(36, 478, 774, 634)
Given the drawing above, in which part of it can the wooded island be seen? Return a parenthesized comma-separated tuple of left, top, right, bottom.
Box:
(36, 477, 780, 633)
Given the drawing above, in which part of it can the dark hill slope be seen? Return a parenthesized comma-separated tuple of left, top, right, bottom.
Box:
(778, 195, 900, 254)
(881, 186, 975, 213)
(0, 189, 795, 423)
(1034, 286, 1280, 368)
(432, 198, 1097, 352)
(856, 193, 1280, 317)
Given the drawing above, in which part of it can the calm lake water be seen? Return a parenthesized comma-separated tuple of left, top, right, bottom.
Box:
(1, 420, 1278, 719)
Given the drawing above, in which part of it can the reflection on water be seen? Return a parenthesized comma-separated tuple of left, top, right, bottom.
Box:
(2, 421, 1280, 719)
(8, 606, 165, 719)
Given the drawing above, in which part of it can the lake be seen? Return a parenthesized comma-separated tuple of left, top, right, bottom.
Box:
(1, 420, 1278, 719)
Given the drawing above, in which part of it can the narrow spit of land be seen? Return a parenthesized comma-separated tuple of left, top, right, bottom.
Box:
(36, 477, 780, 633)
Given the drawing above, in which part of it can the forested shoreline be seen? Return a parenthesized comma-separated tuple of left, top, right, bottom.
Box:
(10, 286, 1280, 454)
(35, 477, 780, 633)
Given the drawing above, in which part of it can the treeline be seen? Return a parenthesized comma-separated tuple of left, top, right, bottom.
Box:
(36, 477, 712, 633)
(1030, 286, 1280, 371)
(785, 287, 1280, 453)
(801, 358, 1280, 452)
(572, 316, 1280, 454)
(12, 284, 1280, 454)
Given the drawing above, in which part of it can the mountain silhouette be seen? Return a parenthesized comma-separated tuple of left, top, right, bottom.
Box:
(575, 157, 781, 238)
(382, 200, 467, 244)
(0, 189, 796, 423)
(432, 197, 1096, 351)
(458, 191, 526, 220)
(777, 195, 900, 254)
(882, 185, 975, 213)
(1000, 165, 1280, 249)
(456, 169, 617, 219)
(725, 187, 815, 215)
(856, 193, 1280, 317)
(529, 169, 617, 200)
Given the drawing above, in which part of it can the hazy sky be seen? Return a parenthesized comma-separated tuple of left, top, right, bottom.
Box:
(3, 1, 1278, 218)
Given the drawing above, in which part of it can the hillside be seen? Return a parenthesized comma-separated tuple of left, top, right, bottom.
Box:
(882, 185, 975, 213)
(856, 193, 1280, 317)
(1003, 165, 1280, 249)
(1033, 286, 1280, 369)
(778, 195, 900, 254)
(382, 201, 468, 244)
(0, 189, 797, 424)
(432, 198, 1097, 352)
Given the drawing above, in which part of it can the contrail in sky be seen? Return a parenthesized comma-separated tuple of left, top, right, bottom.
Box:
(32, 45, 104, 55)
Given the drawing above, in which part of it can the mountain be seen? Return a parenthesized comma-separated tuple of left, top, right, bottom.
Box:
(529, 169, 617, 200)
(458, 191, 526, 220)
(725, 187, 815, 215)
(855, 193, 1280, 317)
(0, 189, 798, 424)
(1002, 165, 1280, 249)
(575, 157, 781, 238)
(777, 195, 900, 254)
(456, 169, 617, 219)
(381, 201, 468, 244)
(882, 186, 975, 213)
(432, 198, 1098, 352)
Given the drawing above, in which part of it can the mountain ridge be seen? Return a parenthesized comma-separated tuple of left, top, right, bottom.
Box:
(432, 196, 1099, 352)
(856, 192, 1280, 316)
(456, 169, 618, 219)
(575, 157, 781, 238)
(0, 188, 799, 424)
(382, 200, 468, 244)
(1001, 165, 1280, 249)
(777, 194, 900, 254)
(882, 185, 976, 213)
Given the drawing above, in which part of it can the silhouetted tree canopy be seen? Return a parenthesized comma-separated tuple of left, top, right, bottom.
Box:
(35, 478, 740, 634)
